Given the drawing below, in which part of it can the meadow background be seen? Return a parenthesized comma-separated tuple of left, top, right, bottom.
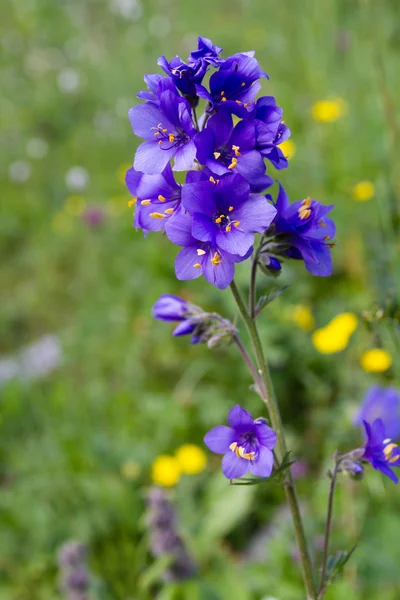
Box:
(1, 0, 400, 598)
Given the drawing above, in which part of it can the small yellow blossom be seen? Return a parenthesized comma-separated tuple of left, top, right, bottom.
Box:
(151, 455, 181, 487)
(352, 181, 375, 202)
(360, 348, 392, 373)
(312, 312, 358, 354)
(52, 212, 73, 235)
(117, 163, 132, 185)
(65, 195, 86, 216)
(175, 444, 207, 475)
(292, 305, 315, 331)
(312, 98, 348, 123)
(279, 139, 296, 160)
(121, 460, 141, 480)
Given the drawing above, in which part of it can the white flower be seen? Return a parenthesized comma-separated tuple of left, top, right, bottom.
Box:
(65, 166, 90, 191)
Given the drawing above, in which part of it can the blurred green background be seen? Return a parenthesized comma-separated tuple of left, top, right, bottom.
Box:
(1, 0, 400, 598)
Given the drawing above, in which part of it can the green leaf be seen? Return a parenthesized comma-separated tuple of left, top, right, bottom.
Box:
(324, 545, 357, 587)
(255, 285, 291, 315)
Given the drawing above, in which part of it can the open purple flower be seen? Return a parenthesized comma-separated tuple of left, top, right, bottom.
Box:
(354, 385, 400, 442)
(363, 419, 400, 483)
(266, 184, 335, 276)
(136, 74, 177, 104)
(181, 171, 276, 258)
(129, 90, 197, 174)
(204, 405, 277, 479)
(252, 96, 291, 169)
(152, 294, 200, 342)
(158, 36, 223, 97)
(125, 164, 182, 232)
(194, 110, 273, 192)
(165, 212, 250, 290)
(196, 52, 268, 117)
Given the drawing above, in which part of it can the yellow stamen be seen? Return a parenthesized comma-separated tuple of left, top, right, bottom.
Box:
(301, 196, 312, 208)
(235, 100, 242, 105)
(162, 128, 167, 132)
(229, 442, 238, 452)
(209, 176, 218, 184)
(197, 248, 206, 256)
(229, 442, 255, 461)
(298, 208, 311, 220)
(221, 97, 227, 102)
(228, 206, 234, 212)
(193, 263, 202, 269)
(226, 225, 232, 232)
(228, 157, 238, 169)
(158, 140, 162, 145)
(149, 212, 166, 219)
(210, 251, 222, 266)
(232, 145, 241, 157)
(141, 199, 151, 206)
(128, 198, 136, 207)
(164, 208, 174, 215)
(169, 133, 175, 143)
(318, 220, 326, 227)
(214, 152, 221, 159)
(243, 103, 249, 107)
(154, 131, 160, 136)
(220, 91, 225, 96)
(384, 442, 399, 464)
(215, 214, 225, 224)
(233, 220, 240, 227)
(158, 195, 166, 202)
(241, 82, 246, 87)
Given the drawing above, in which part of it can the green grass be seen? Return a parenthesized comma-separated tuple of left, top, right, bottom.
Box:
(1, 0, 400, 598)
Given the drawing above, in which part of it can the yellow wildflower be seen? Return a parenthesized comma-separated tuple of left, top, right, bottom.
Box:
(312, 312, 358, 354)
(117, 163, 132, 185)
(352, 181, 375, 202)
(278, 139, 296, 160)
(121, 460, 141, 480)
(65, 195, 86, 216)
(292, 305, 315, 331)
(312, 98, 348, 123)
(175, 444, 207, 475)
(360, 349, 392, 373)
(151, 455, 181, 487)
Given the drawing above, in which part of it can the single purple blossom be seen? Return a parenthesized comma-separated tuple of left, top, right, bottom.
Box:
(194, 110, 273, 191)
(152, 294, 200, 342)
(129, 90, 197, 174)
(81, 205, 105, 229)
(363, 419, 400, 484)
(354, 385, 400, 442)
(252, 96, 291, 169)
(158, 36, 223, 97)
(204, 405, 277, 479)
(125, 164, 182, 232)
(196, 52, 268, 117)
(267, 184, 336, 276)
(136, 74, 177, 103)
(165, 211, 249, 289)
(180, 171, 276, 258)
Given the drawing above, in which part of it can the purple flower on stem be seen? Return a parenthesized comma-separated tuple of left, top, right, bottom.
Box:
(267, 184, 336, 276)
(152, 294, 200, 342)
(196, 52, 268, 116)
(158, 36, 223, 97)
(204, 405, 277, 479)
(180, 172, 276, 258)
(194, 110, 273, 191)
(363, 419, 400, 483)
(129, 90, 197, 174)
(354, 385, 400, 442)
(136, 74, 177, 104)
(252, 96, 291, 169)
(125, 164, 182, 232)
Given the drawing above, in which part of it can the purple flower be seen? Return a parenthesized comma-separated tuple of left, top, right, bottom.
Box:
(180, 172, 276, 258)
(363, 419, 400, 483)
(129, 90, 197, 174)
(252, 96, 291, 169)
(196, 52, 268, 117)
(267, 184, 336, 276)
(125, 164, 182, 232)
(81, 205, 105, 229)
(136, 74, 177, 103)
(204, 405, 277, 479)
(158, 36, 223, 97)
(354, 385, 400, 441)
(152, 294, 199, 342)
(194, 110, 273, 192)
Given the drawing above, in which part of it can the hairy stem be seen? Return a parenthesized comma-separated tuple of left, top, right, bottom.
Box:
(230, 279, 317, 600)
(233, 335, 266, 398)
(318, 463, 339, 598)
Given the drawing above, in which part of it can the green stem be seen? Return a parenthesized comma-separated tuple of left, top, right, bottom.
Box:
(233, 335, 266, 398)
(249, 255, 258, 319)
(230, 279, 317, 600)
(192, 107, 200, 132)
(318, 462, 339, 598)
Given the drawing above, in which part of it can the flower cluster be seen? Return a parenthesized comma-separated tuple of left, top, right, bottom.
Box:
(126, 36, 336, 289)
(57, 541, 91, 600)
